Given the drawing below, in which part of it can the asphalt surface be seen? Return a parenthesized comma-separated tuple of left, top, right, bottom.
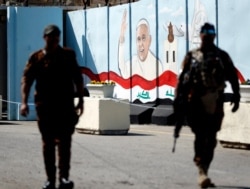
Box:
(0, 121, 249, 189)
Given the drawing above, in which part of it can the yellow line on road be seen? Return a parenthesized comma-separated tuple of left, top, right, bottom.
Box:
(131, 128, 193, 137)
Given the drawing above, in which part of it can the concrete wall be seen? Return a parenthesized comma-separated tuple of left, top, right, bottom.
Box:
(4, 0, 250, 120)
(7, 7, 63, 120)
(66, 0, 250, 103)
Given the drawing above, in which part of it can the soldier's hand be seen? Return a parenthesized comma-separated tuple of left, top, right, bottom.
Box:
(231, 101, 239, 112)
(20, 103, 29, 117)
(231, 93, 240, 112)
(75, 98, 84, 116)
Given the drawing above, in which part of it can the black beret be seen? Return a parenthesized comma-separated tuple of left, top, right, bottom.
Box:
(200, 23, 216, 35)
(43, 25, 61, 36)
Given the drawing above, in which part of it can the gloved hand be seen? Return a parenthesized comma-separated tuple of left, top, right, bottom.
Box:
(231, 93, 240, 112)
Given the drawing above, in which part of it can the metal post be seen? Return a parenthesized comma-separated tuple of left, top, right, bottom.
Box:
(0, 95, 2, 120)
(185, 0, 189, 53)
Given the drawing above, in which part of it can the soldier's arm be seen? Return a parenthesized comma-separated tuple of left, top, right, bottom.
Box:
(223, 52, 240, 98)
(20, 55, 36, 116)
(69, 50, 84, 116)
(222, 51, 240, 112)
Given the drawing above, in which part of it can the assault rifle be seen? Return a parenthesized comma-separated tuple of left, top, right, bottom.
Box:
(172, 116, 185, 153)
(172, 94, 188, 153)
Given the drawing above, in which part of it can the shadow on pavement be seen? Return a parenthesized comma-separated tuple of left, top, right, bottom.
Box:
(0, 121, 21, 125)
(127, 132, 153, 136)
(98, 133, 154, 136)
(218, 186, 250, 189)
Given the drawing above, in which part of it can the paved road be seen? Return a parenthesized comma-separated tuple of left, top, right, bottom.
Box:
(0, 121, 249, 189)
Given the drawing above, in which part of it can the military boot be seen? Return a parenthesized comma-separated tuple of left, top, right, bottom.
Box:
(58, 178, 74, 189)
(197, 165, 215, 188)
(42, 181, 56, 189)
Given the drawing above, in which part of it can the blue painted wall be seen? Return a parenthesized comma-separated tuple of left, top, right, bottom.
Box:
(7, 7, 63, 120)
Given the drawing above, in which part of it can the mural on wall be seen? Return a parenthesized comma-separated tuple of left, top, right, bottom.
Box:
(118, 10, 163, 80)
(117, 8, 165, 102)
(189, 0, 208, 48)
(119, 1, 186, 102)
(115, 0, 186, 102)
(163, 22, 179, 74)
(69, 0, 186, 103)
(66, 0, 248, 103)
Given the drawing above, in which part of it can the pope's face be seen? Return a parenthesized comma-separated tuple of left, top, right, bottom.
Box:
(136, 24, 151, 62)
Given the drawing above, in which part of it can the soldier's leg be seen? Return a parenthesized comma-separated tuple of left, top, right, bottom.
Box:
(193, 133, 213, 188)
(193, 124, 218, 188)
(58, 134, 71, 179)
(204, 132, 217, 168)
(41, 133, 57, 189)
(202, 113, 223, 172)
(38, 119, 57, 189)
(57, 133, 74, 189)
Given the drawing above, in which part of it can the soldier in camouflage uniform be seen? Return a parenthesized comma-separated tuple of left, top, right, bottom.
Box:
(174, 23, 240, 188)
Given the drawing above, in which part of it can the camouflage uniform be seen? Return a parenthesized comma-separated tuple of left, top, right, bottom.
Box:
(175, 43, 240, 187)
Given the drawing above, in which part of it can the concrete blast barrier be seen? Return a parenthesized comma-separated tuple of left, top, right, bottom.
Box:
(75, 97, 130, 135)
(218, 102, 250, 149)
